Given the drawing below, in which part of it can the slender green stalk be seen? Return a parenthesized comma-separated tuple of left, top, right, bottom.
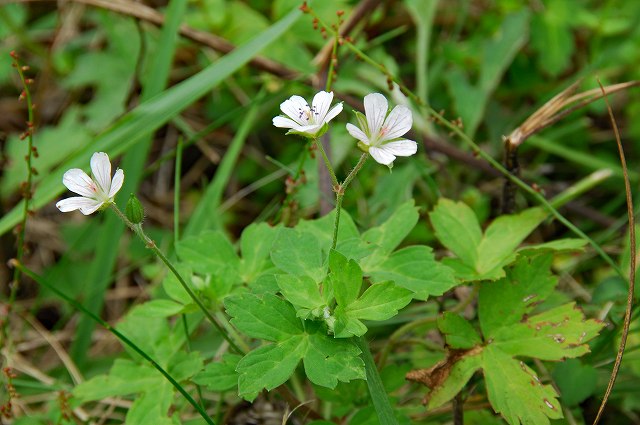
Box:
(356, 336, 399, 425)
(325, 36, 339, 91)
(181, 315, 204, 408)
(10, 260, 215, 425)
(314, 138, 339, 188)
(174, 137, 184, 242)
(332, 154, 368, 250)
(109, 204, 243, 354)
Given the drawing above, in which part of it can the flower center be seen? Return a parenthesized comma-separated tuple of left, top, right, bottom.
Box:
(298, 104, 319, 124)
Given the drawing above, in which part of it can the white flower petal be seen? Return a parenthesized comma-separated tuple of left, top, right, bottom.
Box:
(91, 152, 112, 194)
(291, 124, 323, 135)
(108, 169, 125, 199)
(381, 139, 417, 157)
(56, 197, 101, 213)
(79, 201, 105, 215)
(323, 102, 343, 124)
(62, 169, 96, 198)
(312, 91, 333, 121)
(364, 93, 388, 136)
(369, 146, 396, 165)
(380, 105, 412, 142)
(273, 116, 301, 129)
(280, 96, 309, 126)
(346, 123, 369, 144)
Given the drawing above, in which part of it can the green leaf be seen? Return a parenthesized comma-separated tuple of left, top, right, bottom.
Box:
(304, 332, 365, 388)
(361, 199, 420, 266)
(333, 281, 412, 338)
(74, 359, 162, 401)
(475, 207, 547, 276)
(125, 382, 174, 425)
(365, 246, 458, 300)
(240, 222, 280, 282)
(438, 312, 482, 349)
(297, 209, 372, 260)
(276, 274, 325, 318)
(347, 282, 412, 321)
(193, 354, 242, 392)
(426, 348, 483, 409)
(271, 227, 326, 281)
(431, 199, 548, 281)
(483, 345, 562, 425)
(518, 238, 587, 255)
(552, 359, 597, 406)
(134, 299, 186, 317)
(168, 351, 204, 382)
(491, 303, 604, 360)
(479, 254, 557, 338)
(329, 250, 363, 307)
(176, 231, 240, 276)
(236, 337, 306, 400)
(225, 293, 303, 341)
(429, 199, 482, 266)
(416, 253, 605, 424)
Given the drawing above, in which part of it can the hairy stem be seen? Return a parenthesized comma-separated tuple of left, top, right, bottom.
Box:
(109, 204, 244, 354)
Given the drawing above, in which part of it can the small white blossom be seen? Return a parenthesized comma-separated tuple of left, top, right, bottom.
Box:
(346, 93, 417, 166)
(272, 90, 343, 138)
(56, 152, 124, 215)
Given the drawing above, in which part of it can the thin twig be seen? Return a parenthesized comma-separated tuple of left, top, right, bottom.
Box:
(592, 80, 636, 425)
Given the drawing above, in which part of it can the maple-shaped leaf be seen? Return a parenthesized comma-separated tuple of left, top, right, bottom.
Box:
(430, 199, 548, 281)
(327, 250, 413, 338)
(224, 293, 365, 399)
(407, 253, 604, 425)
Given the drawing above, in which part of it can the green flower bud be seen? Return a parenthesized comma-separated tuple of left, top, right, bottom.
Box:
(125, 193, 144, 224)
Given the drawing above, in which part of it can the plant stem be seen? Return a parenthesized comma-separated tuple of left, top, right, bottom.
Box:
(314, 138, 339, 188)
(325, 36, 339, 92)
(356, 336, 399, 425)
(10, 260, 216, 425)
(109, 204, 243, 354)
(332, 154, 368, 250)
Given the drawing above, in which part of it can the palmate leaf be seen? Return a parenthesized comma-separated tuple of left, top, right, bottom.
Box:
(327, 251, 412, 338)
(430, 199, 548, 281)
(225, 294, 365, 399)
(271, 227, 326, 282)
(411, 254, 604, 425)
(365, 245, 457, 300)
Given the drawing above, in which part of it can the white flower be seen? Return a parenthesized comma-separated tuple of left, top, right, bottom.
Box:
(346, 93, 417, 166)
(56, 152, 124, 215)
(272, 91, 343, 138)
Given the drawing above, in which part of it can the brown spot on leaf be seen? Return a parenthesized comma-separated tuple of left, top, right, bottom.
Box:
(406, 346, 483, 405)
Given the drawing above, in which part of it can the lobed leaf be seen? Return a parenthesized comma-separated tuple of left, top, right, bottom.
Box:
(438, 312, 482, 349)
(193, 354, 242, 392)
(271, 227, 326, 282)
(225, 293, 303, 341)
(483, 345, 562, 425)
(429, 199, 482, 266)
(366, 245, 458, 300)
(240, 222, 281, 282)
(236, 337, 306, 400)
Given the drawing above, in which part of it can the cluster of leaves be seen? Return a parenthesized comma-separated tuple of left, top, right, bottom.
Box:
(68, 199, 606, 425)
(2, 0, 639, 424)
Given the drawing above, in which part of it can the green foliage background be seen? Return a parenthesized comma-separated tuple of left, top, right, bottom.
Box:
(1, 0, 639, 424)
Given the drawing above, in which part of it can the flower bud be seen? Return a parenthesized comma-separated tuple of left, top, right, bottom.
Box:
(125, 194, 144, 224)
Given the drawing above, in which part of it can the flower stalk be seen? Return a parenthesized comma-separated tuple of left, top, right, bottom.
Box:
(109, 204, 244, 354)
(332, 153, 368, 250)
